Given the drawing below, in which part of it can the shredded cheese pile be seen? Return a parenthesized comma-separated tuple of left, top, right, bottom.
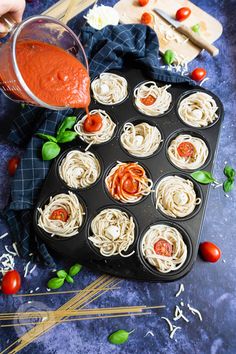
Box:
(84, 5, 119, 30)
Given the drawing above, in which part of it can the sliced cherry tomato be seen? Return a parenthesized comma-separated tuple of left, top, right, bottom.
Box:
(141, 12, 152, 25)
(176, 7, 191, 22)
(49, 208, 68, 222)
(8, 156, 20, 176)
(191, 68, 207, 82)
(199, 242, 221, 263)
(141, 95, 156, 106)
(138, 0, 149, 6)
(1, 270, 21, 295)
(83, 113, 103, 133)
(177, 142, 195, 157)
(154, 239, 173, 257)
(123, 177, 139, 194)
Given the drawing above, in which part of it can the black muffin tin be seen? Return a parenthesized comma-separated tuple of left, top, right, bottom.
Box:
(33, 67, 224, 282)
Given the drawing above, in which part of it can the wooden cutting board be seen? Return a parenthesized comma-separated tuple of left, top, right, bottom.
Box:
(114, 0, 223, 62)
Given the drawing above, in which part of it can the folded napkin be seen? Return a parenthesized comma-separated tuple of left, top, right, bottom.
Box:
(4, 24, 194, 267)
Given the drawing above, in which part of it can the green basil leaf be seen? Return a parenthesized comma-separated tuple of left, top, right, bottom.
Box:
(224, 165, 235, 180)
(163, 49, 175, 65)
(57, 270, 68, 279)
(191, 170, 215, 184)
(108, 329, 134, 345)
(42, 142, 60, 161)
(36, 133, 57, 143)
(65, 275, 74, 284)
(47, 277, 64, 289)
(69, 264, 82, 277)
(21, 103, 26, 109)
(223, 179, 234, 193)
(57, 116, 77, 136)
(56, 131, 78, 143)
(191, 23, 200, 33)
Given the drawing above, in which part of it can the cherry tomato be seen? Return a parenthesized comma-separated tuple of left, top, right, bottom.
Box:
(49, 208, 68, 222)
(154, 239, 173, 257)
(177, 142, 195, 157)
(141, 12, 152, 25)
(1, 270, 21, 295)
(176, 7, 191, 22)
(8, 156, 20, 176)
(138, 0, 149, 6)
(123, 178, 139, 194)
(199, 242, 221, 263)
(141, 95, 156, 106)
(191, 68, 207, 82)
(83, 113, 103, 133)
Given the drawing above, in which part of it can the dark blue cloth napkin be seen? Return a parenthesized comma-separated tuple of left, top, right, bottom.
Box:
(4, 24, 194, 267)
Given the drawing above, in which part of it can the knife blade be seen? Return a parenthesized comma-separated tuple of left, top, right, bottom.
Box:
(153, 8, 219, 57)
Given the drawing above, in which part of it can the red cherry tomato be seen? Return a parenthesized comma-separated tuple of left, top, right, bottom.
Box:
(83, 113, 103, 133)
(176, 7, 191, 22)
(177, 142, 195, 157)
(141, 12, 152, 25)
(1, 270, 21, 295)
(154, 239, 173, 257)
(49, 208, 68, 222)
(141, 95, 156, 106)
(138, 0, 149, 6)
(8, 156, 20, 176)
(191, 68, 207, 82)
(123, 178, 139, 194)
(199, 242, 221, 263)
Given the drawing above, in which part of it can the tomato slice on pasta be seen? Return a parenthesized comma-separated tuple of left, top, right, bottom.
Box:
(177, 142, 195, 158)
(154, 239, 173, 257)
(49, 208, 69, 222)
(141, 95, 156, 106)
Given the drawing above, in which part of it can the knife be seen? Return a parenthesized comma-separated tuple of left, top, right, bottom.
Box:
(153, 8, 219, 57)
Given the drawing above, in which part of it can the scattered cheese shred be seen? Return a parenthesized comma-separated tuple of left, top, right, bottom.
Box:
(170, 326, 181, 339)
(187, 304, 203, 321)
(12, 243, 19, 256)
(174, 305, 189, 323)
(144, 330, 154, 337)
(153, 16, 188, 44)
(175, 283, 185, 297)
(0, 253, 15, 276)
(24, 261, 31, 278)
(199, 77, 209, 86)
(4, 245, 17, 257)
(0, 232, 8, 239)
(29, 264, 37, 274)
(161, 317, 173, 332)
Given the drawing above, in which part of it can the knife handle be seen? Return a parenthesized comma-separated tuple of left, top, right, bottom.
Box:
(178, 25, 219, 57)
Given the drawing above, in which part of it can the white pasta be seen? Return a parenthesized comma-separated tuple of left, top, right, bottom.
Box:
(38, 192, 85, 237)
(155, 176, 201, 218)
(120, 122, 162, 157)
(74, 109, 116, 150)
(178, 92, 218, 127)
(168, 134, 209, 170)
(88, 208, 135, 257)
(91, 72, 128, 105)
(58, 150, 101, 189)
(141, 224, 187, 273)
(134, 81, 172, 116)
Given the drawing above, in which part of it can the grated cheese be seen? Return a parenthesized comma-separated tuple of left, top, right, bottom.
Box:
(161, 317, 173, 332)
(173, 305, 189, 323)
(29, 264, 37, 274)
(84, 5, 119, 30)
(0, 253, 15, 276)
(144, 330, 154, 337)
(12, 243, 19, 256)
(170, 326, 181, 339)
(153, 16, 188, 44)
(24, 261, 31, 278)
(4, 245, 17, 257)
(199, 77, 209, 86)
(0, 232, 8, 239)
(187, 304, 203, 321)
(175, 283, 185, 297)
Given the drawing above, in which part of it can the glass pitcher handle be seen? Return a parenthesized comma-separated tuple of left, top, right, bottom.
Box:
(0, 14, 16, 38)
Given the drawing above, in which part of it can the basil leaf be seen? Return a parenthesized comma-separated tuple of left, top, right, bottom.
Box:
(108, 330, 134, 345)
(223, 179, 234, 193)
(57, 116, 77, 136)
(21, 103, 26, 109)
(224, 165, 235, 180)
(65, 275, 74, 284)
(57, 270, 68, 279)
(56, 131, 78, 143)
(42, 142, 60, 161)
(191, 170, 215, 184)
(36, 133, 57, 143)
(47, 277, 64, 289)
(191, 23, 200, 33)
(69, 264, 82, 277)
(163, 49, 175, 65)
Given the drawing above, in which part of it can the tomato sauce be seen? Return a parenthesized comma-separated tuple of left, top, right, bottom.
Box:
(16, 40, 90, 108)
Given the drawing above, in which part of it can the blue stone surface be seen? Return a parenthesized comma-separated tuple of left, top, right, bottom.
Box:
(0, 0, 236, 353)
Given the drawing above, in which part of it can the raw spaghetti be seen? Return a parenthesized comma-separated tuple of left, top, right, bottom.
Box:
(58, 150, 101, 189)
(134, 81, 172, 116)
(88, 208, 135, 257)
(178, 92, 218, 127)
(74, 109, 116, 150)
(155, 176, 201, 218)
(120, 122, 162, 157)
(141, 224, 187, 273)
(167, 134, 209, 170)
(38, 192, 85, 237)
(105, 162, 153, 203)
(91, 72, 128, 105)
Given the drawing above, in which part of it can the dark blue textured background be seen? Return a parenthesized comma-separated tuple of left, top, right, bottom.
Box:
(0, 1, 236, 353)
